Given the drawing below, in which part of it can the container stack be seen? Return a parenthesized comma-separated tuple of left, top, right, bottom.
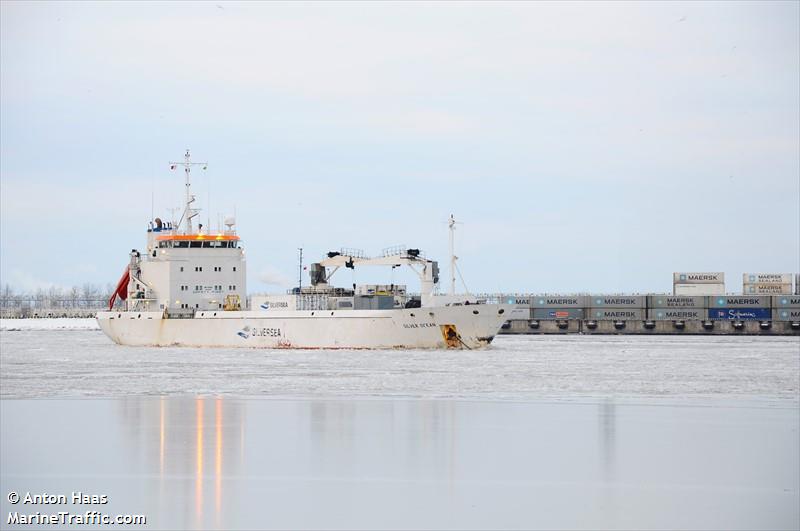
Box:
(773, 296, 800, 321)
(587, 296, 646, 320)
(742, 274, 793, 295)
(673, 273, 725, 295)
(646, 296, 706, 320)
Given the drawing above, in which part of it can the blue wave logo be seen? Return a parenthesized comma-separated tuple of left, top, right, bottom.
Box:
(237, 325, 251, 339)
(260, 302, 270, 310)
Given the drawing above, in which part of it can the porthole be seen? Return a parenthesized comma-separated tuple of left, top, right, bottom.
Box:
(498, 308, 505, 315)
(472, 310, 479, 315)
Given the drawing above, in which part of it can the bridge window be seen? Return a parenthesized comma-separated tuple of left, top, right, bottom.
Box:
(190, 241, 202, 248)
(174, 241, 189, 248)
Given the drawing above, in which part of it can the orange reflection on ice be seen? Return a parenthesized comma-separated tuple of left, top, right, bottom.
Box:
(195, 398, 204, 520)
(215, 397, 223, 519)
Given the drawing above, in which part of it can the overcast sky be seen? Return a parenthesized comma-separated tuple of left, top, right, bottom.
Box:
(1, 1, 798, 295)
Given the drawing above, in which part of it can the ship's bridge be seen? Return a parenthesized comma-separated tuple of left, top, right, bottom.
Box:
(155, 233, 241, 249)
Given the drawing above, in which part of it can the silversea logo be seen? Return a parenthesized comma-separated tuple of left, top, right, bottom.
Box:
(236, 325, 282, 339)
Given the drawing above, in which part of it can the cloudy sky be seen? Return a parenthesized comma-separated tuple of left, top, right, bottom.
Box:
(1, 1, 798, 295)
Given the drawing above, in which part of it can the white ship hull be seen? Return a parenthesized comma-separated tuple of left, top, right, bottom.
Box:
(97, 305, 511, 349)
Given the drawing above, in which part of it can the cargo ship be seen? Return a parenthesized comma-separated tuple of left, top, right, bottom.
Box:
(96, 151, 510, 349)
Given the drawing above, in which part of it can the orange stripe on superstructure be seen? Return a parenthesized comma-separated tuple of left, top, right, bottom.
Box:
(155, 234, 240, 241)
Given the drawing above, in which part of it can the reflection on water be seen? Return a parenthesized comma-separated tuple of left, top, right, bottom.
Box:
(2, 397, 798, 530)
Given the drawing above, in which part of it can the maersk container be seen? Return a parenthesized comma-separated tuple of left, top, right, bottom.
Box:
(589, 308, 645, 320)
(503, 296, 534, 307)
(772, 296, 800, 308)
(709, 308, 771, 320)
(709, 296, 770, 308)
(647, 295, 706, 308)
(648, 308, 706, 320)
(743, 283, 792, 295)
(673, 272, 724, 284)
(673, 283, 725, 296)
(774, 308, 800, 321)
(589, 296, 646, 308)
(532, 308, 585, 320)
(742, 273, 793, 284)
(532, 295, 587, 308)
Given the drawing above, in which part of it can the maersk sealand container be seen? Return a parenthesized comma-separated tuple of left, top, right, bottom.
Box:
(647, 296, 706, 308)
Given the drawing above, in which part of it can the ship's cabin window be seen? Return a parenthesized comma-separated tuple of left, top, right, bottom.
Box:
(180, 267, 184, 272)
(190, 241, 202, 248)
(233, 266, 237, 272)
(157, 241, 173, 248)
(174, 241, 190, 248)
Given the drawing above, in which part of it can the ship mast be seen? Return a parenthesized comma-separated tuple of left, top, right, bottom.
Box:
(169, 149, 207, 233)
(448, 214, 461, 295)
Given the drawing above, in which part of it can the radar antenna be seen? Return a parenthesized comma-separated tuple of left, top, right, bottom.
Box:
(169, 149, 208, 233)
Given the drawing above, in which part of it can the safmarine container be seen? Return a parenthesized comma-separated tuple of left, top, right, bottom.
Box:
(673, 272, 724, 284)
(774, 308, 800, 321)
(709, 296, 770, 308)
(709, 308, 771, 320)
(743, 283, 792, 295)
(588, 309, 645, 320)
(648, 295, 706, 308)
(673, 283, 725, 296)
(532, 296, 587, 308)
(532, 308, 585, 320)
(589, 296, 646, 308)
(742, 273, 793, 284)
(647, 308, 706, 320)
(772, 296, 800, 308)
